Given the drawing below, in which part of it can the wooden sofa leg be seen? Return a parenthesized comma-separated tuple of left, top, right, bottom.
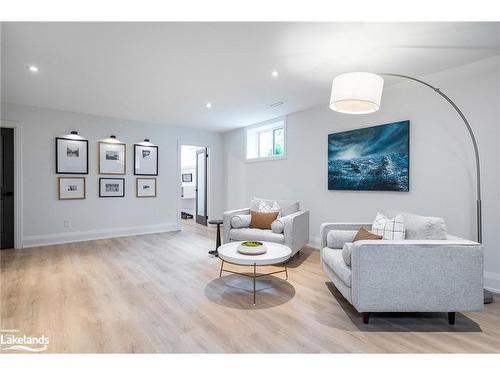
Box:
(363, 312, 370, 324)
(448, 312, 456, 325)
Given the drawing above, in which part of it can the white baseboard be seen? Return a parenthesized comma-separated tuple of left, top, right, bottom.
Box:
(484, 271, 500, 294)
(21, 223, 181, 248)
(307, 234, 321, 250)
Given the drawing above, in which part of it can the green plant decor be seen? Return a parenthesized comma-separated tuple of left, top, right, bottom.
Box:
(241, 241, 263, 247)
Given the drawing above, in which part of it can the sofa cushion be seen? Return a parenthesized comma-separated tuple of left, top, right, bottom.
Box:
(271, 218, 284, 234)
(322, 248, 352, 287)
(229, 228, 285, 244)
(326, 230, 358, 249)
(230, 214, 251, 229)
(353, 227, 383, 242)
(342, 243, 353, 266)
(386, 211, 448, 240)
(251, 197, 299, 217)
(276, 200, 300, 217)
(250, 211, 279, 230)
(372, 212, 405, 240)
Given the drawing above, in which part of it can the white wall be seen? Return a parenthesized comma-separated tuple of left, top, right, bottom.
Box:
(223, 56, 500, 292)
(1, 102, 225, 247)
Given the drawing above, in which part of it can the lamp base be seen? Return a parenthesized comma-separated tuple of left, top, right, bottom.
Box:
(484, 289, 494, 304)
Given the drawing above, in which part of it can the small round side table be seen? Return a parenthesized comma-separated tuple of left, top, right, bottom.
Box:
(208, 219, 223, 257)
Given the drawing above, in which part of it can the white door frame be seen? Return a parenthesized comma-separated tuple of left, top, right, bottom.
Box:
(177, 140, 211, 228)
(1, 120, 23, 249)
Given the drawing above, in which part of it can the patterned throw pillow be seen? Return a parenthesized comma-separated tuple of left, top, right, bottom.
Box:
(371, 212, 405, 240)
(255, 199, 281, 216)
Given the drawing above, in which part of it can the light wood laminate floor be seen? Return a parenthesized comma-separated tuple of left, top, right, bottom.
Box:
(1, 219, 499, 353)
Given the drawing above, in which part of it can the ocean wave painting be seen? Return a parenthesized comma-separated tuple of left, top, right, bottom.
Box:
(328, 121, 409, 191)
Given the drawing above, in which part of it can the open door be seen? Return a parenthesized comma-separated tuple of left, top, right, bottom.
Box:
(1, 127, 15, 249)
(195, 147, 208, 226)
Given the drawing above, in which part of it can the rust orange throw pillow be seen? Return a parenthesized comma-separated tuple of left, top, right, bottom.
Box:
(250, 211, 279, 230)
(353, 227, 383, 242)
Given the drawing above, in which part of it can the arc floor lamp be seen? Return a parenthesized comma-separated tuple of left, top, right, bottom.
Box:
(329, 72, 492, 304)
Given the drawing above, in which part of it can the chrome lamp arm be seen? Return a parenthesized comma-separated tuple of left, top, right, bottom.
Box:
(379, 73, 482, 244)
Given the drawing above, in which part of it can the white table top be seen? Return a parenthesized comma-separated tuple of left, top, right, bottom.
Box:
(218, 242, 292, 266)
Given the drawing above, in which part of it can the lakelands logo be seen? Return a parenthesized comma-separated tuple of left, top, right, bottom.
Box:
(0, 329, 49, 352)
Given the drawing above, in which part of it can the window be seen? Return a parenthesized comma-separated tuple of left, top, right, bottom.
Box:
(246, 119, 286, 161)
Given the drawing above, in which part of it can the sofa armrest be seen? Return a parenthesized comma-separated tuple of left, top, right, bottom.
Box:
(319, 223, 372, 249)
(222, 208, 250, 243)
(446, 234, 469, 241)
(283, 210, 310, 255)
(350, 240, 484, 313)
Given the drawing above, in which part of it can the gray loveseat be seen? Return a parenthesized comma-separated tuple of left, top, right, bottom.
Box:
(320, 221, 484, 324)
(223, 198, 309, 257)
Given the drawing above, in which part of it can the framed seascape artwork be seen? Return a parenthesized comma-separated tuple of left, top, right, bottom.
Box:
(99, 141, 126, 175)
(56, 137, 88, 174)
(182, 173, 192, 182)
(99, 178, 125, 198)
(328, 120, 410, 191)
(136, 178, 157, 197)
(58, 177, 86, 200)
(134, 144, 158, 175)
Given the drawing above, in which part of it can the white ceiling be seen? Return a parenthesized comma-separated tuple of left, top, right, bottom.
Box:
(2, 22, 499, 132)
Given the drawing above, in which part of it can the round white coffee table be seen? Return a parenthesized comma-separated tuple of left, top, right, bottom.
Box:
(217, 242, 292, 305)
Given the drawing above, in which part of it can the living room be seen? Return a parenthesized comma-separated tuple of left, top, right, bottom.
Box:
(1, 1, 499, 372)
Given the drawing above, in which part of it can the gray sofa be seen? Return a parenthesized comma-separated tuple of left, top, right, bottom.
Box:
(223, 199, 309, 257)
(320, 222, 484, 324)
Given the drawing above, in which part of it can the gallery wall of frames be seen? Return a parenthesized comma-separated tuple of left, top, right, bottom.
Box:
(56, 133, 158, 200)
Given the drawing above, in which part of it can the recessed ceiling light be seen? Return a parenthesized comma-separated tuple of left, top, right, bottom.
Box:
(271, 70, 279, 78)
(27, 65, 39, 73)
(206, 102, 212, 109)
(270, 101, 284, 108)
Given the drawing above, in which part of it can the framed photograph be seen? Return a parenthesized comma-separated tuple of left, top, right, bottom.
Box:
(134, 144, 158, 175)
(182, 173, 192, 182)
(58, 177, 86, 200)
(328, 120, 409, 191)
(56, 137, 88, 174)
(99, 141, 126, 175)
(136, 178, 157, 198)
(99, 178, 125, 198)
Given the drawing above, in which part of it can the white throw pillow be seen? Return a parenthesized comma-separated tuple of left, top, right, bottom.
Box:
(271, 218, 285, 234)
(250, 198, 281, 217)
(230, 215, 251, 229)
(371, 212, 405, 240)
(342, 242, 353, 266)
(326, 230, 358, 249)
(251, 198, 300, 217)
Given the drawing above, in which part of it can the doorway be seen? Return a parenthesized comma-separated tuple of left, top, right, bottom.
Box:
(180, 144, 208, 227)
(1, 127, 15, 249)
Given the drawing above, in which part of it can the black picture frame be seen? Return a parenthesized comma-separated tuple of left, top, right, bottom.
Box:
(134, 144, 159, 176)
(55, 137, 89, 174)
(182, 173, 192, 182)
(99, 178, 125, 198)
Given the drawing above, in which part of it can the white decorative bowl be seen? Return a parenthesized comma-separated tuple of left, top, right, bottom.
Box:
(237, 241, 267, 255)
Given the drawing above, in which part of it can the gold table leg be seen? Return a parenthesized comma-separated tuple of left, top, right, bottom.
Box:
(218, 260, 288, 306)
(219, 260, 224, 277)
(253, 263, 256, 306)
